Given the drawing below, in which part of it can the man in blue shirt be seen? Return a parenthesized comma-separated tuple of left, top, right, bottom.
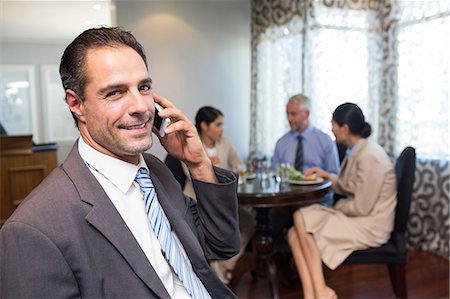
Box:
(271, 94, 340, 236)
(272, 94, 339, 174)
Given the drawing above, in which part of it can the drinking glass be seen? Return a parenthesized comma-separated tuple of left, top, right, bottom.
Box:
(234, 164, 247, 184)
(279, 162, 291, 184)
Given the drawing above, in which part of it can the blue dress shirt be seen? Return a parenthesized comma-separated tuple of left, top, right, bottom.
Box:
(272, 125, 340, 174)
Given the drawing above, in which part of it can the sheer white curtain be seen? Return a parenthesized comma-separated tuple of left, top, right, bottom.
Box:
(395, 1, 450, 158)
(254, 17, 304, 157)
(304, 4, 381, 144)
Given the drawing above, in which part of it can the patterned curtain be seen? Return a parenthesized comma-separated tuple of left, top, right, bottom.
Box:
(408, 158, 449, 257)
(250, 0, 449, 258)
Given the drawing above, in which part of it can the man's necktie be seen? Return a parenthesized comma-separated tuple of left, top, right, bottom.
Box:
(294, 135, 304, 171)
(135, 168, 211, 299)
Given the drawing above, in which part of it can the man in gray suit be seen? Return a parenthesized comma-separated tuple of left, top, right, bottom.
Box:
(0, 27, 239, 298)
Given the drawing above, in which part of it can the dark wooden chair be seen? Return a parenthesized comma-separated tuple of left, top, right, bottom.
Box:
(336, 142, 348, 164)
(334, 142, 348, 203)
(342, 146, 416, 298)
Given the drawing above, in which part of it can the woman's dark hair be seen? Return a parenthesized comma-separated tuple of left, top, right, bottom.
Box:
(332, 102, 372, 138)
(195, 106, 223, 133)
(60, 26, 147, 127)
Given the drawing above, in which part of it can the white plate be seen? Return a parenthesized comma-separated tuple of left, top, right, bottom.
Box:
(288, 177, 324, 185)
(245, 172, 257, 180)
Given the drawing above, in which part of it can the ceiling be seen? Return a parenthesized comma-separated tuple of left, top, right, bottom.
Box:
(0, 0, 114, 43)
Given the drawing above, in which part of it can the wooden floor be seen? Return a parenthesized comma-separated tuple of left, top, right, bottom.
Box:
(231, 250, 449, 299)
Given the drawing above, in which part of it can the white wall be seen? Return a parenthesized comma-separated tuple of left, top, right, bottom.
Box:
(116, 0, 251, 161)
(1, 0, 251, 163)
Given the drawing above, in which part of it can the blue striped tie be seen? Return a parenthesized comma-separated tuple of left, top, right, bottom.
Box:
(135, 168, 211, 299)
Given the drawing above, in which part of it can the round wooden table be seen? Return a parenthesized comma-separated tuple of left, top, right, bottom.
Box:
(232, 175, 332, 298)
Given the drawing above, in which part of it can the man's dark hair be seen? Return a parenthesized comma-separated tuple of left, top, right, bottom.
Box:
(59, 26, 148, 127)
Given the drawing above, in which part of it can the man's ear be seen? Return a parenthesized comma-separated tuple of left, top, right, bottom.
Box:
(66, 89, 86, 123)
(304, 109, 311, 118)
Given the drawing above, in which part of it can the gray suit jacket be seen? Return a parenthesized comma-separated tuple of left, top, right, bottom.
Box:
(0, 143, 240, 298)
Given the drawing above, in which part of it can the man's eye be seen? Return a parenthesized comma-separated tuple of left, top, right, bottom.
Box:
(105, 90, 120, 98)
(139, 84, 152, 93)
(139, 84, 152, 94)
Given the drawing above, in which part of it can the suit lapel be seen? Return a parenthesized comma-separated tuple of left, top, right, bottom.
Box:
(339, 139, 368, 187)
(62, 143, 170, 299)
(149, 169, 205, 265)
(145, 156, 209, 273)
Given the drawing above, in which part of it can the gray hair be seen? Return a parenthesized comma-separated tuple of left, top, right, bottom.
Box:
(288, 94, 311, 111)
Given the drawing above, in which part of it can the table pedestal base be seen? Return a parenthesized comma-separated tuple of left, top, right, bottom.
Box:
(229, 207, 281, 298)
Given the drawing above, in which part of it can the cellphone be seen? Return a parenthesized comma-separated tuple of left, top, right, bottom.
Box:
(153, 103, 170, 137)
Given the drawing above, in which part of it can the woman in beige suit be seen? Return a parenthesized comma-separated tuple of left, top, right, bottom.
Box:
(288, 103, 397, 299)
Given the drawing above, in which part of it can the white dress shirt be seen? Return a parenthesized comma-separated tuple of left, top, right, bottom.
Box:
(78, 138, 190, 298)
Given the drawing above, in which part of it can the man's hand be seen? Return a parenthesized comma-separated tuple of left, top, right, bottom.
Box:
(304, 166, 330, 180)
(152, 93, 217, 183)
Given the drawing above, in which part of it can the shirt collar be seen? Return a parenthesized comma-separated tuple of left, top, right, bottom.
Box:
(78, 137, 147, 194)
(291, 125, 313, 140)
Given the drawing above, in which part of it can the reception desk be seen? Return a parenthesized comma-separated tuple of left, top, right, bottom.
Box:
(0, 135, 57, 226)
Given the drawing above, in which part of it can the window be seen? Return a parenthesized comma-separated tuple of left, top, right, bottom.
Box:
(395, 1, 449, 157)
(254, 6, 381, 158)
(254, 17, 304, 157)
(305, 6, 381, 142)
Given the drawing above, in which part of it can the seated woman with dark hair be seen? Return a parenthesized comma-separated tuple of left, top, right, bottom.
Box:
(183, 106, 255, 284)
(288, 103, 397, 299)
